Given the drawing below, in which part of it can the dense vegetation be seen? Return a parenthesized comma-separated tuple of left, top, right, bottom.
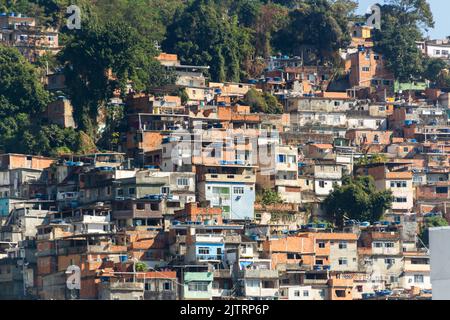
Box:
(323, 176, 393, 226)
(0, 45, 81, 156)
(0, 0, 447, 156)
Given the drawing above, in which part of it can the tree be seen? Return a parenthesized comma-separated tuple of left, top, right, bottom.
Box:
(423, 57, 450, 86)
(323, 176, 393, 226)
(244, 89, 283, 114)
(420, 216, 449, 246)
(163, 0, 253, 82)
(59, 19, 172, 135)
(357, 153, 388, 166)
(272, 0, 355, 65)
(261, 189, 283, 206)
(0, 45, 82, 155)
(92, 0, 185, 44)
(135, 262, 148, 272)
(373, 0, 434, 81)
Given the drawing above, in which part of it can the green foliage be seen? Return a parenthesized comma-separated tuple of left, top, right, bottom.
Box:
(272, 0, 355, 64)
(163, 0, 254, 82)
(28, 125, 81, 156)
(97, 103, 125, 152)
(323, 176, 393, 226)
(261, 189, 283, 206)
(423, 58, 450, 86)
(244, 89, 283, 114)
(91, 0, 185, 44)
(178, 88, 190, 106)
(373, 0, 434, 82)
(357, 154, 388, 166)
(135, 262, 148, 272)
(0, 45, 81, 155)
(59, 18, 173, 133)
(420, 216, 449, 246)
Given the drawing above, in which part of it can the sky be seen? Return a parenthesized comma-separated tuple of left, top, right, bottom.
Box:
(356, 0, 449, 39)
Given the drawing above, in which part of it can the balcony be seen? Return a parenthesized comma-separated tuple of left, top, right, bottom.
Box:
(404, 264, 430, 273)
(224, 235, 242, 244)
(194, 234, 224, 243)
(197, 254, 224, 262)
(240, 269, 279, 279)
(212, 288, 233, 298)
(303, 278, 328, 285)
(372, 248, 401, 256)
(276, 162, 298, 172)
(244, 286, 279, 298)
(314, 172, 342, 180)
(204, 173, 256, 184)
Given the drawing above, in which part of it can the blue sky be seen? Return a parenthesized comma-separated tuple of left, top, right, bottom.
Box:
(356, 0, 449, 39)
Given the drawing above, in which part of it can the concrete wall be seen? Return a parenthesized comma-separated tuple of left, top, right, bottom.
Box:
(329, 241, 358, 272)
(430, 227, 450, 300)
(201, 182, 255, 221)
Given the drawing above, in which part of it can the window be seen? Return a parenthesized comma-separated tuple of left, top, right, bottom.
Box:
(395, 197, 408, 203)
(233, 187, 244, 195)
(390, 181, 407, 188)
(339, 242, 348, 249)
(188, 282, 209, 292)
(319, 181, 326, 188)
(374, 242, 383, 248)
(318, 242, 326, 249)
(117, 189, 124, 197)
(136, 203, 145, 210)
(303, 290, 309, 297)
(385, 242, 395, 248)
(161, 187, 170, 195)
(287, 253, 301, 259)
(177, 178, 189, 186)
(278, 154, 287, 163)
(374, 135, 379, 143)
(129, 187, 136, 196)
(436, 187, 448, 194)
(338, 258, 348, 266)
(414, 275, 424, 283)
(163, 282, 172, 291)
(335, 290, 346, 297)
(362, 67, 370, 72)
(288, 155, 297, 164)
(198, 247, 210, 255)
(294, 290, 301, 297)
(385, 258, 395, 265)
(247, 280, 259, 288)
